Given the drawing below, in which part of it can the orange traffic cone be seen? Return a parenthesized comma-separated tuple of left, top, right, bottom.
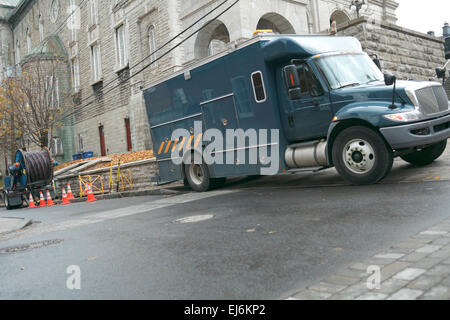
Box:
(28, 193, 37, 209)
(67, 184, 75, 200)
(61, 188, 71, 205)
(86, 184, 97, 203)
(39, 192, 46, 208)
(46, 190, 55, 207)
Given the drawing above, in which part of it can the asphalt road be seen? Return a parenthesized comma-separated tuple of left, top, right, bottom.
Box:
(1, 153, 450, 299)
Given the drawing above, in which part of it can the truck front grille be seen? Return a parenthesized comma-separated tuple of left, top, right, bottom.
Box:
(415, 85, 449, 116)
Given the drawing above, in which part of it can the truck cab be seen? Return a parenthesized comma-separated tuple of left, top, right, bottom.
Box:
(144, 34, 450, 191)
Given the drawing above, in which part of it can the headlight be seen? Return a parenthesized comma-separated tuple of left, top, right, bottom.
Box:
(382, 110, 421, 122)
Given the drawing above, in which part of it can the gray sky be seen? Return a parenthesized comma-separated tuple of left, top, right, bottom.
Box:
(396, 0, 450, 36)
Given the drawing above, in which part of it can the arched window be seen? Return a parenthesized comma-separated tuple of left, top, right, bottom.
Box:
(194, 19, 230, 60)
(256, 13, 296, 34)
(330, 11, 350, 28)
(148, 25, 157, 65)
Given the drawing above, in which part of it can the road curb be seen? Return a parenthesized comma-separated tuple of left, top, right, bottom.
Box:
(1, 187, 186, 208)
(57, 187, 186, 204)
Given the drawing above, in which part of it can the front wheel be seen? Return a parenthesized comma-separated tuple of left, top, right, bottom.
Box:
(332, 126, 393, 185)
(400, 140, 447, 166)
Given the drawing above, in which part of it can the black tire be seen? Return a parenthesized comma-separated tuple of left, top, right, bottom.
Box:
(184, 161, 225, 192)
(400, 140, 447, 166)
(3, 192, 19, 211)
(4, 192, 12, 210)
(332, 126, 393, 185)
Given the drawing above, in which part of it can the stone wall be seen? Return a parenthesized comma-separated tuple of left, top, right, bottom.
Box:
(54, 158, 158, 197)
(337, 17, 446, 81)
(10, 0, 179, 158)
(445, 80, 450, 98)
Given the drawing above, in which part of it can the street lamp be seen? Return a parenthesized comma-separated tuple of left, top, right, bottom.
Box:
(350, 0, 368, 18)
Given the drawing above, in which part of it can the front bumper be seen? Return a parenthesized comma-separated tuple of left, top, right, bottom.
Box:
(380, 113, 450, 150)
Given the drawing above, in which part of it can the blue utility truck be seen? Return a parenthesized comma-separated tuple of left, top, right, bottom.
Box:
(144, 34, 450, 192)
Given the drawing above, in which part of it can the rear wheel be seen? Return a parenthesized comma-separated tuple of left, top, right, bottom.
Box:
(332, 126, 393, 185)
(401, 140, 447, 166)
(184, 161, 225, 192)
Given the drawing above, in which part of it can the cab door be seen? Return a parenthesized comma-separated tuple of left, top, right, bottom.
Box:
(277, 62, 332, 142)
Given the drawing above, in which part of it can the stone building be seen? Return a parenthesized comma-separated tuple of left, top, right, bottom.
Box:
(0, 0, 446, 165)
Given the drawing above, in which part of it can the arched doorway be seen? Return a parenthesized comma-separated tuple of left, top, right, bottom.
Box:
(194, 19, 230, 59)
(256, 13, 296, 34)
(330, 10, 350, 28)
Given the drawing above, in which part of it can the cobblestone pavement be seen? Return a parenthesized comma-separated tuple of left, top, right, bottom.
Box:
(289, 217, 450, 300)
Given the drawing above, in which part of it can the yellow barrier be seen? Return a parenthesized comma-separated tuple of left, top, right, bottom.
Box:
(78, 174, 104, 197)
(118, 169, 134, 192)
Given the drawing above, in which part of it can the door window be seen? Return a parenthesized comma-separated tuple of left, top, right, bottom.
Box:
(287, 64, 324, 98)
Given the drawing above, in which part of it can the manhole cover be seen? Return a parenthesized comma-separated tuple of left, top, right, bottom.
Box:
(0, 239, 64, 254)
(174, 215, 214, 224)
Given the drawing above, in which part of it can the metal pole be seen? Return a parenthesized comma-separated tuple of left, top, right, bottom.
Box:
(116, 160, 121, 193)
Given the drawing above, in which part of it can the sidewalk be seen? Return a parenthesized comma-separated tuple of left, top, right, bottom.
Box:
(289, 217, 450, 300)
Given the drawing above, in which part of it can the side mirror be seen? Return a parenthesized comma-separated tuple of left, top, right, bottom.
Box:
(384, 73, 396, 86)
(373, 58, 382, 71)
(283, 65, 302, 100)
(436, 67, 446, 79)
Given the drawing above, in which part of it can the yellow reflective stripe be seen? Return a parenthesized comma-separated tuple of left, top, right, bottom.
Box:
(187, 135, 194, 148)
(171, 140, 179, 152)
(194, 134, 203, 148)
(158, 142, 165, 155)
(164, 141, 173, 154)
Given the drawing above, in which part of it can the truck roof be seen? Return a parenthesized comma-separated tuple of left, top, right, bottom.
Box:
(143, 34, 362, 91)
(262, 34, 362, 62)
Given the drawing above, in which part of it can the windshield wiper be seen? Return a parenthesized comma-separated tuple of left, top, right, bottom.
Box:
(337, 83, 360, 89)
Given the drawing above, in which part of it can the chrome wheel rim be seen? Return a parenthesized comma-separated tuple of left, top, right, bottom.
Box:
(343, 139, 376, 174)
(189, 164, 204, 185)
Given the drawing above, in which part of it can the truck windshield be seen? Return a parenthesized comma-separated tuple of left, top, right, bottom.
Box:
(315, 54, 384, 90)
